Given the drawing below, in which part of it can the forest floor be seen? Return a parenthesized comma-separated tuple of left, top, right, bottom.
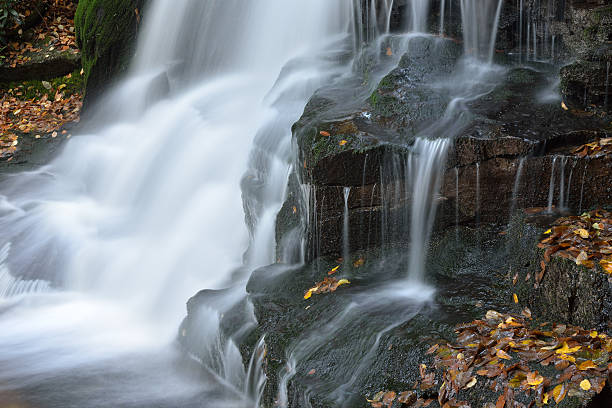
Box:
(0, 0, 82, 163)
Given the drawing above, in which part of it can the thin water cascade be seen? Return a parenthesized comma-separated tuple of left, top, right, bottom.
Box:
(343, 187, 351, 268)
(409, 0, 432, 32)
(547, 156, 558, 212)
(558, 156, 568, 210)
(406, 138, 450, 282)
(440, 0, 446, 35)
(519, 0, 523, 62)
(455, 167, 460, 241)
(460, 0, 504, 62)
(606, 61, 610, 108)
(579, 163, 588, 213)
(475, 162, 481, 227)
(509, 157, 525, 219)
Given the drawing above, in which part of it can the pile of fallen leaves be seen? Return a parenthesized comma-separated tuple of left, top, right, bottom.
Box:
(0, 74, 81, 160)
(536, 209, 612, 282)
(3, 0, 79, 68)
(367, 310, 611, 408)
(571, 138, 612, 159)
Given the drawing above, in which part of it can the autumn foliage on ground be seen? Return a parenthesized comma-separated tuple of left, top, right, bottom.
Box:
(538, 209, 612, 277)
(1, 0, 82, 160)
(368, 310, 611, 408)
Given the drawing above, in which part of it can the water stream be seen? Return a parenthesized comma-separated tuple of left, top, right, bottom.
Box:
(0, 0, 512, 406)
(0, 1, 360, 406)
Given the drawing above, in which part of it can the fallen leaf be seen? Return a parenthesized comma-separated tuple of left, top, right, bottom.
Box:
(339, 140, 348, 146)
(579, 379, 591, 391)
(320, 131, 330, 137)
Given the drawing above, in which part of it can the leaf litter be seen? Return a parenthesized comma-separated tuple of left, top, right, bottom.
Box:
(367, 310, 611, 407)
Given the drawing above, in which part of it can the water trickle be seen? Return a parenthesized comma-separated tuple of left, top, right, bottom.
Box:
(475, 162, 481, 227)
(579, 163, 588, 213)
(509, 157, 525, 219)
(519, 0, 524, 62)
(565, 159, 577, 210)
(343, 187, 351, 267)
(460, 0, 504, 62)
(605, 60, 610, 108)
(455, 167, 460, 241)
(409, 0, 431, 32)
(440, 0, 446, 35)
(547, 156, 557, 212)
(558, 156, 568, 210)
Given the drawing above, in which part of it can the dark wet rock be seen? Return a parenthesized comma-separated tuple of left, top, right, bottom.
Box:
(507, 214, 612, 332)
(0, 53, 80, 82)
(561, 59, 611, 110)
(368, 37, 461, 137)
(285, 45, 611, 258)
(240, 227, 517, 408)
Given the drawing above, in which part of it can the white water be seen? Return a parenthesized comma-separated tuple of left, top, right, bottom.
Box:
(407, 139, 450, 281)
(0, 0, 359, 406)
(547, 156, 557, 212)
(409, 0, 432, 32)
(343, 187, 351, 268)
(460, 0, 504, 62)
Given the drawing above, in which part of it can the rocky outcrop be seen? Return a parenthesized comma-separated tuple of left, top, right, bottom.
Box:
(0, 53, 80, 82)
(508, 214, 612, 331)
(75, 0, 146, 107)
(284, 34, 611, 259)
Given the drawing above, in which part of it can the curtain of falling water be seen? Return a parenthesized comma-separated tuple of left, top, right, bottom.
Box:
(0, 0, 360, 406)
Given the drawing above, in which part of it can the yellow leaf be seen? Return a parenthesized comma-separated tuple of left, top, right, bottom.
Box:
(292, 206, 297, 214)
(557, 354, 576, 363)
(556, 342, 581, 354)
(580, 379, 591, 391)
(513, 293, 519, 304)
(578, 360, 597, 370)
(336, 279, 350, 287)
(553, 384, 566, 404)
(339, 140, 348, 146)
(590, 331, 598, 338)
(327, 265, 339, 275)
(58, 84, 67, 90)
(561, 101, 568, 110)
(526, 371, 544, 386)
(465, 377, 477, 389)
(496, 349, 511, 360)
(575, 229, 589, 239)
(304, 289, 314, 300)
(544, 229, 552, 234)
(542, 393, 549, 404)
(592, 223, 602, 230)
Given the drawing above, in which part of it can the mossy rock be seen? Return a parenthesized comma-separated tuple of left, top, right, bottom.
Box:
(75, 0, 145, 107)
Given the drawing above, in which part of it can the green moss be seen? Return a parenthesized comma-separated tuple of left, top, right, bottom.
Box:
(75, 0, 141, 96)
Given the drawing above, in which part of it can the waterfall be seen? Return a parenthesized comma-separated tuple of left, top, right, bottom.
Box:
(460, 0, 504, 62)
(455, 167, 460, 241)
(547, 156, 557, 212)
(475, 162, 481, 227)
(0, 0, 360, 405)
(343, 187, 351, 267)
(409, 0, 432, 32)
(440, 0, 446, 35)
(406, 139, 450, 282)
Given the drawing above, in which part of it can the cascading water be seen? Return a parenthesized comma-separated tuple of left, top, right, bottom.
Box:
(0, 0, 360, 406)
(460, 0, 504, 62)
(409, 0, 432, 32)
